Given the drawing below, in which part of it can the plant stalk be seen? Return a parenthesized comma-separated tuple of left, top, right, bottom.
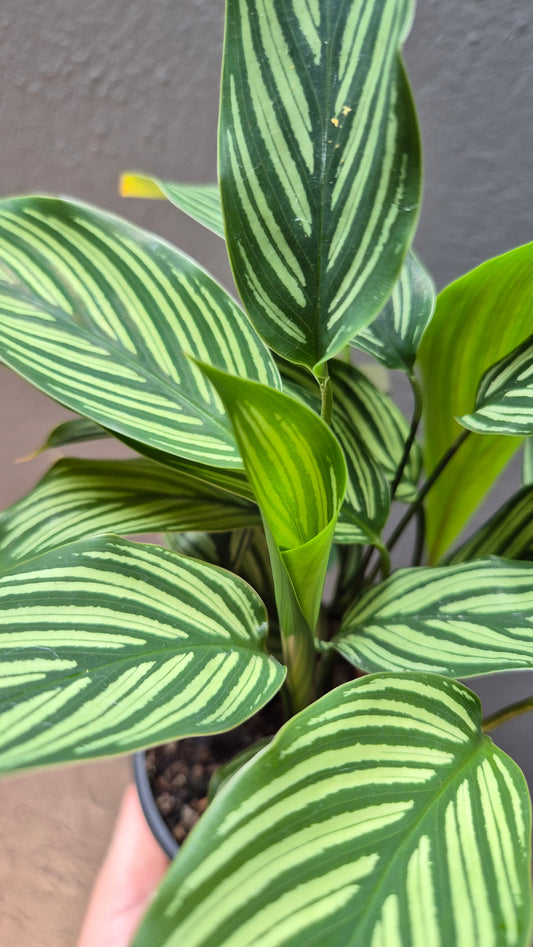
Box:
(390, 374, 423, 499)
(318, 364, 333, 426)
(482, 695, 533, 732)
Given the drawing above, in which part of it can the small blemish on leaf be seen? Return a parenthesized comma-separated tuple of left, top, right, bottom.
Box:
(341, 106, 352, 117)
(330, 117, 339, 127)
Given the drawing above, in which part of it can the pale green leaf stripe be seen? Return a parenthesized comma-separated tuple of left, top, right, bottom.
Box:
(0, 197, 280, 468)
(220, 0, 420, 368)
(334, 559, 533, 677)
(459, 335, 533, 435)
(351, 250, 435, 373)
(446, 486, 533, 564)
(133, 673, 532, 947)
(120, 173, 224, 238)
(0, 458, 260, 571)
(0, 536, 284, 773)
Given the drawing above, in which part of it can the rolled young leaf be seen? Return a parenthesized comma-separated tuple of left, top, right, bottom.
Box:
(35, 417, 110, 453)
(0, 196, 280, 469)
(333, 558, 533, 677)
(120, 173, 224, 238)
(417, 242, 533, 561)
(133, 673, 532, 947)
(0, 535, 284, 774)
(524, 439, 533, 485)
(0, 458, 260, 571)
(351, 250, 435, 373)
(219, 0, 420, 370)
(458, 334, 533, 435)
(198, 364, 346, 708)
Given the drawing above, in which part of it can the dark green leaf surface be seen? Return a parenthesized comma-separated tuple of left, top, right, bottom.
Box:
(0, 197, 280, 468)
(417, 243, 533, 561)
(334, 559, 533, 677)
(458, 335, 533, 435)
(0, 536, 284, 773)
(219, 0, 420, 369)
(351, 250, 435, 373)
(120, 173, 224, 237)
(38, 417, 109, 452)
(134, 674, 532, 947)
(446, 486, 533, 564)
(0, 458, 259, 570)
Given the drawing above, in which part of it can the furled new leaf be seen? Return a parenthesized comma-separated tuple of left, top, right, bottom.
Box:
(417, 242, 533, 561)
(524, 439, 533, 485)
(446, 486, 533, 564)
(0, 197, 280, 469)
(351, 250, 435, 373)
(219, 0, 420, 369)
(0, 458, 260, 571)
(0, 536, 284, 774)
(133, 673, 532, 947)
(36, 417, 109, 453)
(333, 559, 533, 677)
(458, 335, 533, 435)
(120, 173, 224, 237)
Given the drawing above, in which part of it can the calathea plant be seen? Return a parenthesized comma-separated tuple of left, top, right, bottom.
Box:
(0, 0, 532, 943)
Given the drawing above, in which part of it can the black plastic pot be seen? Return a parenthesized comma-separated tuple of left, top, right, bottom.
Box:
(133, 751, 179, 859)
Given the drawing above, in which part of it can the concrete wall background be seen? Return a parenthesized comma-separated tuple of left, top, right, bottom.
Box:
(0, 2, 532, 944)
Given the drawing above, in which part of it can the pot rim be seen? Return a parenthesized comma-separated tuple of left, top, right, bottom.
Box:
(133, 750, 179, 859)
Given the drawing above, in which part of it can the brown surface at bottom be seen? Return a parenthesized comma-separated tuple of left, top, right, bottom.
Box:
(0, 758, 130, 947)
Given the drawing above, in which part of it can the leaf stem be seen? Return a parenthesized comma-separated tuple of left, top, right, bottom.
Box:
(386, 428, 471, 556)
(390, 374, 422, 499)
(482, 695, 533, 732)
(319, 365, 333, 426)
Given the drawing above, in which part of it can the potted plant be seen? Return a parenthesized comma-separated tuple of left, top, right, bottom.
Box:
(0, 0, 532, 943)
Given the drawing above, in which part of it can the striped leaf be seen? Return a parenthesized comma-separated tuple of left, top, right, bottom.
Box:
(0, 535, 284, 774)
(0, 196, 280, 469)
(219, 0, 421, 370)
(333, 559, 533, 677)
(458, 335, 533, 435)
(120, 173, 224, 237)
(0, 458, 260, 571)
(417, 242, 533, 561)
(351, 250, 435, 373)
(133, 673, 532, 947)
(37, 417, 109, 452)
(446, 487, 533, 564)
(199, 365, 346, 707)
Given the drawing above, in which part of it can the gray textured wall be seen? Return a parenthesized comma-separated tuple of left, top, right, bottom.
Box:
(0, 2, 532, 942)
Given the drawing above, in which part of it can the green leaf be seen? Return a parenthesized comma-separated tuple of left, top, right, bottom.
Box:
(0, 458, 260, 571)
(29, 418, 110, 455)
(199, 365, 346, 708)
(351, 250, 435, 373)
(524, 439, 533, 485)
(334, 559, 533, 677)
(219, 0, 421, 370)
(133, 673, 532, 947)
(0, 535, 284, 774)
(417, 243, 533, 561)
(458, 335, 533, 435)
(446, 486, 533, 564)
(0, 196, 280, 469)
(120, 173, 224, 238)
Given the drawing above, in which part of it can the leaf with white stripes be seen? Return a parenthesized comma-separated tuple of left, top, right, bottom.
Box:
(219, 0, 421, 369)
(120, 173, 224, 238)
(446, 487, 533, 564)
(333, 559, 533, 678)
(0, 458, 260, 571)
(0, 196, 280, 469)
(351, 250, 435, 373)
(199, 364, 346, 707)
(133, 673, 532, 947)
(0, 535, 284, 774)
(458, 335, 533, 435)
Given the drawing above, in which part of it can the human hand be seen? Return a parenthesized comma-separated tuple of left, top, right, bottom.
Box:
(77, 784, 169, 947)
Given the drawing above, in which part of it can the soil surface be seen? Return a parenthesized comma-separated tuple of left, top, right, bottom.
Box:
(146, 699, 284, 845)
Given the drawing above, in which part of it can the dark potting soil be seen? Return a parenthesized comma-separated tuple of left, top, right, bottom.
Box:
(145, 699, 284, 845)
